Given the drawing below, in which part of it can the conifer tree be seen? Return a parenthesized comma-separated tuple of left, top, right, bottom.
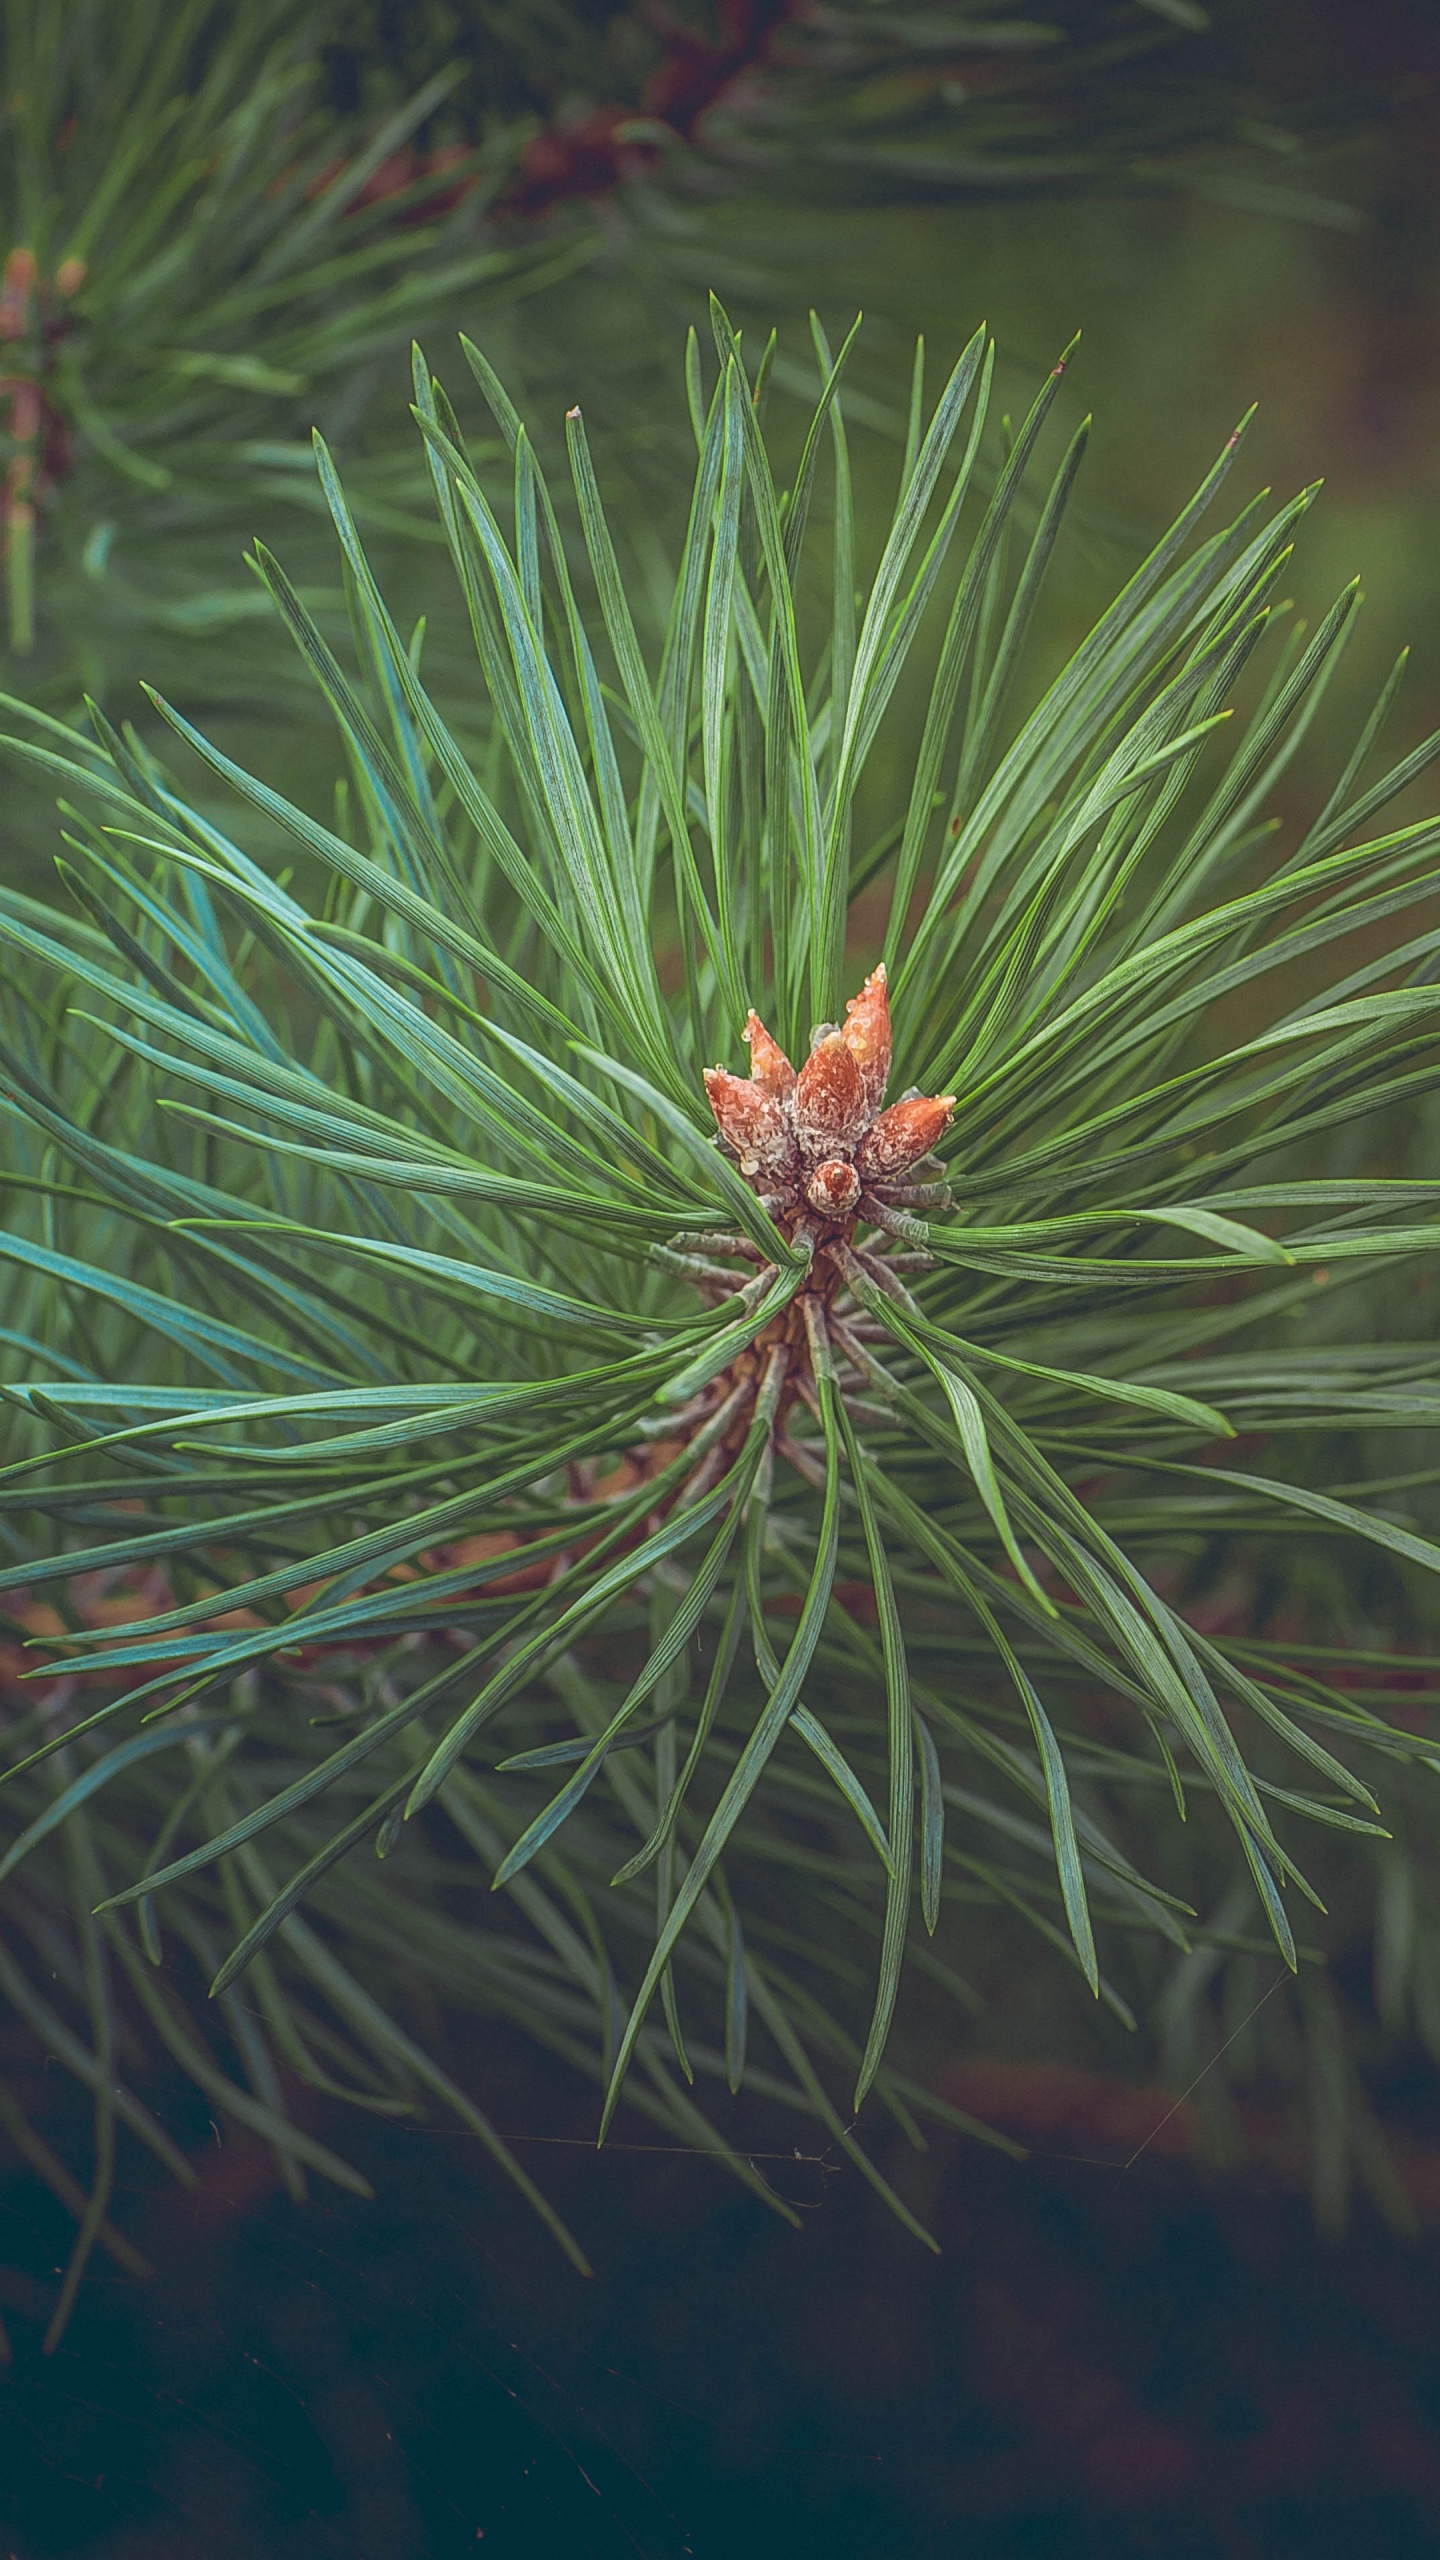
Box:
(0, 0, 1423, 2344)
(4, 305, 1440, 2331)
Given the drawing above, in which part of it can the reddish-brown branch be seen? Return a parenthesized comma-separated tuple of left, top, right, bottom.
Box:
(501, 1, 800, 218)
(318, 3, 805, 230)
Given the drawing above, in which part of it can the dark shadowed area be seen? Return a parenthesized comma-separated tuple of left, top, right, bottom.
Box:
(8, 2019, 1440, 2559)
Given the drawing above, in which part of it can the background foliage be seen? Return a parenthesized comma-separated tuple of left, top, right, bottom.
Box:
(3, 0, 1395, 867)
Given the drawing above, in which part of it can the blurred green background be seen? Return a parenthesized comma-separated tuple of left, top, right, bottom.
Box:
(579, 0, 1440, 855)
(7, 0, 1439, 899)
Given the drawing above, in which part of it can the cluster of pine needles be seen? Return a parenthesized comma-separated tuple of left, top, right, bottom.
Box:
(5, 288, 1440, 2334)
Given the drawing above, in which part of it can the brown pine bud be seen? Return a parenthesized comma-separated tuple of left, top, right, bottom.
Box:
(703, 1068, 799, 1185)
(744, 1009, 796, 1096)
(795, 1032, 866, 1149)
(857, 1093, 955, 1180)
(807, 1158, 862, 1216)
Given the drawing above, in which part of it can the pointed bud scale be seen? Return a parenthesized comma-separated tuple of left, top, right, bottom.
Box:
(842, 964, 891, 1115)
(856, 1093, 955, 1181)
(807, 1158, 862, 1217)
(744, 1010, 796, 1096)
(794, 1032, 866, 1150)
